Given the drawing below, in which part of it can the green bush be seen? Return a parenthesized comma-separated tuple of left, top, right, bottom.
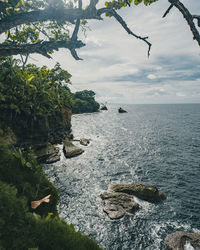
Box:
(72, 90, 100, 114)
(0, 181, 102, 250)
(0, 139, 58, 217)
(0, 181, 35, 249)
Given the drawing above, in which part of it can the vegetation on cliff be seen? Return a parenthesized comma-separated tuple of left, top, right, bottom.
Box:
(0, 57, 101, 249)
(71, 90, 100, 114)
(0, 138, 102, 250)
(0, 57, 99, 147)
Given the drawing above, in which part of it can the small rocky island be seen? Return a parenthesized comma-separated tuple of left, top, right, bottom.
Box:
(101, 183, 166, 219)
(118, 107, 127, 113)
(100, 105, 108, 111)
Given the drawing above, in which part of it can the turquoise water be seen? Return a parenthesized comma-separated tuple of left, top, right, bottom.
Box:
(44, 104, 200, 249)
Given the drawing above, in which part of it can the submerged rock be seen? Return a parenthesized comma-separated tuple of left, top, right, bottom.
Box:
(100, 191, 140, 220)
(109, 183, 166, 203)
(165, 231, 200, 250)
(63, 139, 84, 158)
(35, 143, 60, 164)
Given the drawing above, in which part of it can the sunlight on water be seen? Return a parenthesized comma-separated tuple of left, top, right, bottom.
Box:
(43, 104, 200, 250)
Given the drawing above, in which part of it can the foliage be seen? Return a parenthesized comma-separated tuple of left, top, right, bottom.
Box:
(105, 0, 158, 9)
(0, 179, 102, 250)
(0, 138, 58, 216)
(0, 57, 72, 144)
(0, 57, 102, 249)
(71, 90, 100, 114)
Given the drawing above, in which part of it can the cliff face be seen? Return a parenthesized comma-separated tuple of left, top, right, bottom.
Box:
(1, 106, 72, 163)
(14, 107, 72, 147)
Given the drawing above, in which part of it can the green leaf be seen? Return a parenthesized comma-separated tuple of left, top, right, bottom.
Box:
(26, 162, 32, 168)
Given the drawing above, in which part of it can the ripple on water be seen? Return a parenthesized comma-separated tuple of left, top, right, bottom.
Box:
(43, 104, 200, 249)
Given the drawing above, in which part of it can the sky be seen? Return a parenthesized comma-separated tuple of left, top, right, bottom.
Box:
(29, 0, 200, 104)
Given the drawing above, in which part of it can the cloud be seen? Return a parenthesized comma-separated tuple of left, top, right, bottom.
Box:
(147, 74, 157, 80)
(27, 1, 200, 104)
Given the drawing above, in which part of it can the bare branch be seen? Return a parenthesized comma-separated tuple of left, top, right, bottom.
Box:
(98, 8, 152, 57)
(70, 19, 82, 60)
(0, 40, 85, 58)
(78, 0, 82, 9)
(162, 4, 174, 18)
(0, 8, 101, 35)
(193, 15, 200, 27)
(168, 0, 200, 47)
(88, 0, 99, 9)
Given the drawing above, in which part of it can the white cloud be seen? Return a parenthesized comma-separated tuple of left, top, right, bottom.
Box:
(147, 74, 157, 80)
(176, 92, 186, 97)
(28, 0, 200, 104)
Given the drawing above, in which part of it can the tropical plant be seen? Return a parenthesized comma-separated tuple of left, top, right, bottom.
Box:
(0, 57, 72, 144)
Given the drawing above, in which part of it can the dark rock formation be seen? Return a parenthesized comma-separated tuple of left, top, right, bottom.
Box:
(100, 191, 140, 220)
(165, 231, 200, 250)
(118, 107, 127, 113)
(101, 182, 166, 219)
(100, 105, 108, 111)
(34, 143, 60, 164)
(109, 183, 166, 203)
(63, 139, 84, 158)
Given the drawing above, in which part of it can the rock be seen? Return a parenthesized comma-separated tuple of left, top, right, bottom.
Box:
(100, 191, 140, 220)
(100, 105, 108, 110)
(109, 183, 166, 203)
(34, 143, 60, 164)
(80, 138, 90, 146)
(118, 107, 127, 113)
(165, 231, 200, 250)
(63, 139, 84, 158)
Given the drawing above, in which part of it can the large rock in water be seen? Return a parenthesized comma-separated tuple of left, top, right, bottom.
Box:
(118, 107, 127, 113)
(63, 139, 84, 158)
(165, 231, 200, 250)
(100, 191, 140, 220)
(109, 183, 166, 202)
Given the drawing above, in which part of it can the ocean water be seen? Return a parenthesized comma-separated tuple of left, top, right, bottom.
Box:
(43, 104, 200, 250)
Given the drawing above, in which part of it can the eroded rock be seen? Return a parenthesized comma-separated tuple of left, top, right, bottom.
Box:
(165, 231, 200, 250)
(63, 139, 84, 158)
(109, 183, 166, 203)
(100, 191, 140, 220)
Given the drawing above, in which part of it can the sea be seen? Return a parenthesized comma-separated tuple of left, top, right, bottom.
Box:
(43, 104, 200, 250)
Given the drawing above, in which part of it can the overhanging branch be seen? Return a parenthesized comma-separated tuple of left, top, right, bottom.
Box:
(0, 7, 101, 35)
(98, 8, 152, 56)
(167, 0, 200, 47)
(162, 4, 174, 18)
(0, 40, 85, 58)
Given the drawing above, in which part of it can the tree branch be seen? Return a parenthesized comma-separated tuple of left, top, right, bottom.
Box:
(98, 8, 152, 56)
(70, 19, 82, 60)
(0, 8, 102, 35)
(167, 0, 200, 47)
(0, 40, 85, 58)
(162, 4, 174, 18)
(193, 15, 200, 27)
